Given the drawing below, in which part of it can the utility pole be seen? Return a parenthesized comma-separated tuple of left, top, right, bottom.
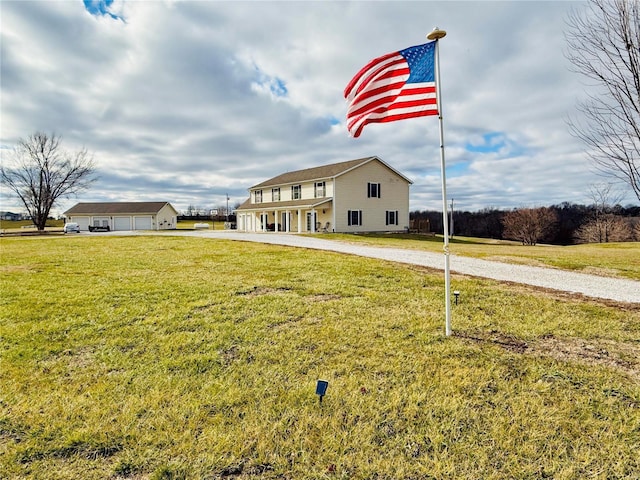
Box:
(226, 194, 229, 221)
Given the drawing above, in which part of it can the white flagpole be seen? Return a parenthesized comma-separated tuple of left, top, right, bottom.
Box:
(427, 27, 451, 336)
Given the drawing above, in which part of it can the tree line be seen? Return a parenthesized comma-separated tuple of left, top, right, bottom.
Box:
(412, 202, 640, 245)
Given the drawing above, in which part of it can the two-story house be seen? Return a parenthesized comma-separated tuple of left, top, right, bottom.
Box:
(235, 156, 412, 233)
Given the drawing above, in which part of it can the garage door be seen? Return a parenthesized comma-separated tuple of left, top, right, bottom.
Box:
(114, 217, 131, 231)
(74, 216, 90, 231)
(133, 216, 152, 230)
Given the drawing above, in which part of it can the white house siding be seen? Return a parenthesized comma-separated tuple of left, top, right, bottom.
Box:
(301, 183, 314, 200)
(334, 160, 409, 233)
(326, 181, 335, 198)
(156, 204, 177, 230)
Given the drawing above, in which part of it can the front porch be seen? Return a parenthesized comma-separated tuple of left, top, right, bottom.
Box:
(236, 199, 333, 233)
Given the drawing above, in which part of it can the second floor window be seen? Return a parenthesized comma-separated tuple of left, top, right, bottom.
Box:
(292, 184, 302, 200)
(254, 190, 263, 203)
(272, 188, 280, 201)
(315, 181, 326, 198)
(368, 182, 381, 198)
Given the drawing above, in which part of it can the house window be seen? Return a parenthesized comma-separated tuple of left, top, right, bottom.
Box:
(367, 182, 381, 198)
(254, 190, 263, 203)
(386, 210, 399, 226)
(347, 210, 362, 226)
(315, 181, 326, 198)
(292, 184, 302, 200)
(272, 188, 280, 201)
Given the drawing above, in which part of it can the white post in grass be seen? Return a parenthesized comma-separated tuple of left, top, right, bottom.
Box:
(427, 27, 452, 336)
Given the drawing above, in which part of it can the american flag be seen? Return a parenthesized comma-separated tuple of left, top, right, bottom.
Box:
(344, 42, 438, 138)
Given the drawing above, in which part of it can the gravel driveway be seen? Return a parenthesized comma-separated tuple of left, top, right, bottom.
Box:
(160, 231, 639, 304)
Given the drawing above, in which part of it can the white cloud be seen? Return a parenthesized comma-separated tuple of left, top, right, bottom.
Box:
(2, 0, 630, 217)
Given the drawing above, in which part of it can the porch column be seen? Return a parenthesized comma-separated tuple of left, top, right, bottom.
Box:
(297, 209, 302, 233)
(311, 209, 316, 232)
(285, 210, 290, 232)
(274, 210, 279, 232)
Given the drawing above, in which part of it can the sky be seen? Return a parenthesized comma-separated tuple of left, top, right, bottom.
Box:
(1, 0, 636, 216)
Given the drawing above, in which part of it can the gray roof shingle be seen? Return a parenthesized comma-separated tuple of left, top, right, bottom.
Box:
(250, 157, 376, 189)
(64, 202, 176, 215)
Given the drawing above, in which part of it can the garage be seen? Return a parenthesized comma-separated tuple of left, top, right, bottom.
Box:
(74, 216, 91, 231)
(133, 216, 152, 230)
(113, 217, 131, 231)
(64, 202, 179, 231)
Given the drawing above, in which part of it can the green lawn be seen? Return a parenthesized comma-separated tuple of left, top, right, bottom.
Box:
(1, 236, 639, 479)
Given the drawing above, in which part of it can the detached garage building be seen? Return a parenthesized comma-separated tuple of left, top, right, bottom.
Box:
(64, 202, 179, 231)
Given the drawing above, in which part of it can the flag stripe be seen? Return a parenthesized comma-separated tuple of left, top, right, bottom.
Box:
(346, 86, 437, 131)
(348, 104, 438, 138)
(344, 42, 438, 137)
(344, 52, 401, 99)
(347, 84, 436, 118)
(351, 60, 408, 98)
(347, 58, 408, 103)
(347, 102, 437, 128)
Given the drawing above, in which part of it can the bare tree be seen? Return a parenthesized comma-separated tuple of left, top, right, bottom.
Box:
(1, 132, 96, 230)
(575, 183, 634, 242)
(565, 0, 640, 201)
(502, 207, 559, 245)
(575, 214, 633, 243)
(587, 183, 626, 213)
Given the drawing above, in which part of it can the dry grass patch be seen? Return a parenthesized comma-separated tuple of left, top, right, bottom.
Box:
(455, 330, 640, 381)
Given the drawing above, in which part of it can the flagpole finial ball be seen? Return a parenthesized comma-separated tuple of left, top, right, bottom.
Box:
(427, 27, 447, 40)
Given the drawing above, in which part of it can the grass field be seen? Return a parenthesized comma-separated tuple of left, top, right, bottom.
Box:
(1, 235, 639, 479)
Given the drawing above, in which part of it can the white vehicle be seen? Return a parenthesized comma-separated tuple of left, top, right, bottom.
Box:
(63, 222, 80, 233)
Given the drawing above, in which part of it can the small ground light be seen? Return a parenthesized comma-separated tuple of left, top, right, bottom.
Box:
(453, 291, 460, 304)
(316, 380, 328, 404)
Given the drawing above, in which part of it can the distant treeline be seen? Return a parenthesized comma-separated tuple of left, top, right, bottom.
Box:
(412, 203, 640, 245)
